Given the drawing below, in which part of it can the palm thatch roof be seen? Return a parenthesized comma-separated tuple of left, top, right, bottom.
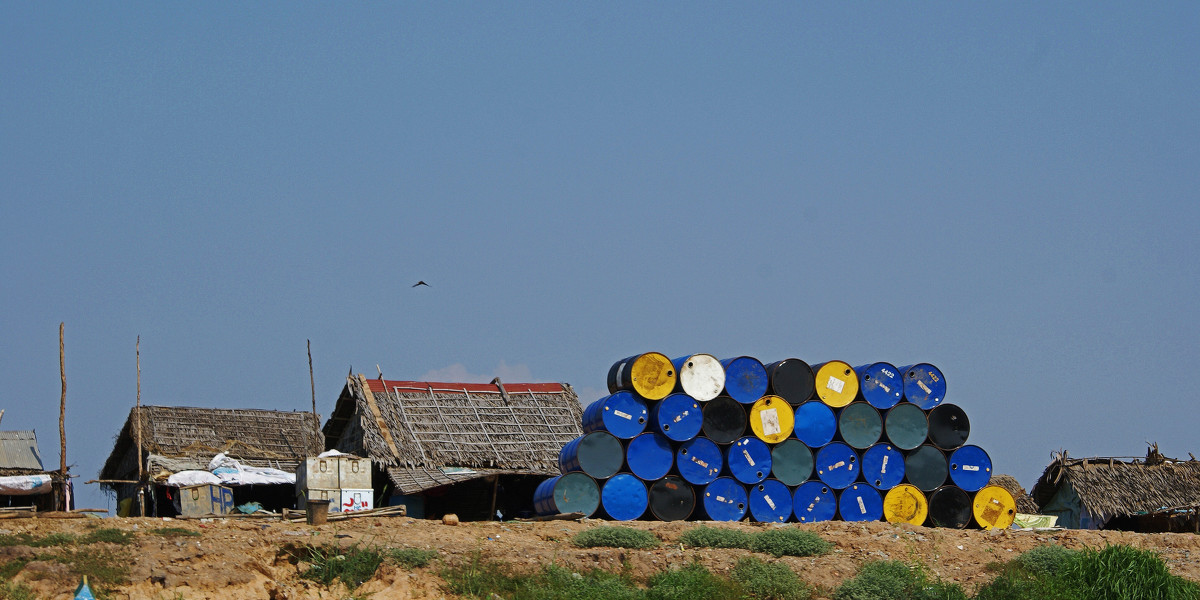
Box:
(989, 473, 1038, 514)
(323, 375, 583, 494)
(99, 405, 324, 489)
(1030, 447, 1200, 525)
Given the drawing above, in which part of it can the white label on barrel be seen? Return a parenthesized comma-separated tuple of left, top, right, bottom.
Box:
(879, 383, 891, 393)
(673, 411, 689, 423)
(760, 408, 781, 436)
(991, 498, 1001, 505)
(743, 449, 756, 466)
(881, 456, 889, 473)
(917, 380, 932, 394)
(857, 496, 867, 514)
(614, 410, 632, 420)
(765, 495, 776, 510)
(826, 376, 845, 393)
(716, 495, 728, 503)
(829, 460, 845, 470)
(806, 502, 816, 511)
(963, 465, 980, 471)
(692, 457, 709, 469)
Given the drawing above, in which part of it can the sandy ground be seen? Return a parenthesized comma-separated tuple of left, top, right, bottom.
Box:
(3, 515, 1198, 600)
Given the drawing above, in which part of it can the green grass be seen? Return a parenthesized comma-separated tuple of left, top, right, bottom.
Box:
(976, 543, 1200, 600)
(79, 528, 136, 545)
(0, 581, 36, 600)
(730, 557, 812, 600)
(646, 562, 743, 600)
(747, 529, 833, 558)
(572, 526, 660, 549)
(149, 527, 202, 538)
(49, 547, 132, 589)
(298, 543, 384, 589)
(1011, 544, 1077, 577)
(679, 526, 753, 549)
(388, 547, 439, 569)
(834, 560, 967, 600)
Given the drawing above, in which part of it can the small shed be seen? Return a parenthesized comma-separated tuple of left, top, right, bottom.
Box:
(1030, 447, 1200, 532)
(98, 406, 324, 516)
(322, 375, 583, 520)
(0, 430, 65, 511)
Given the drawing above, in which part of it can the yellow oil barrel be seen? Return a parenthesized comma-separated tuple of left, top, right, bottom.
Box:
(748, 395, 794, 444)
(883, 484, 928, 526)
(609, 352, 677, 400)
(972, 485, 1017, 530)
(812, 361, 859, 408)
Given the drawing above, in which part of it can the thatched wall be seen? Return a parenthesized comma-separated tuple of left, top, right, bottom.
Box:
(989, 474, 1039, 514)
(1031, 454, 1200, 525)
(99, 405, 324, 491)
(325, 376, 583, 477)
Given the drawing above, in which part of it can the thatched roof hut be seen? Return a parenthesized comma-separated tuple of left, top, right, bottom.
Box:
(1030, 447, 1200, 532)
(322, 375, 583, 519)
(989, 474, 1038, 514)
(99, 406, 324, 514)
(0, 430, 63, 510)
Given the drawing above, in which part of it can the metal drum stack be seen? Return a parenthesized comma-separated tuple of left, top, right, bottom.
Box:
(537, 354, 1015, 529)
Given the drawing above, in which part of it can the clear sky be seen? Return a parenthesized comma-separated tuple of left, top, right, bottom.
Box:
(2, 4, 1197, 513)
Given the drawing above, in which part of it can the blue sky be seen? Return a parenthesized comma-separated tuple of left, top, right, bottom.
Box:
(3, 4, 1197, 513)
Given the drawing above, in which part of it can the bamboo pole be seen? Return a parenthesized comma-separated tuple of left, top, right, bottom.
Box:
(58, 322, 67, 511)
(308, 339, 317, 424)
(136, 335, 144, 517)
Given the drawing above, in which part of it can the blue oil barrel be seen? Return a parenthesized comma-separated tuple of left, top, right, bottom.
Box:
(600, 473, 648, 521)
(861, 443, 906, 490)
(814, 442, 859, 490)
(648, 476, 695, 521)
(927, 485, 972, 528)
(792, 481, 837, 523)
(626, 432, 674, 481)
(838, 484, 883, 522)
(905, 445, 948, 492)
(883, 403, 928, 451)
(855, 362, 903, 410)
(927, 403, 970, 451)
(769, 439, 814, 486)
(764, 358, 815, 405)
(648, 393, 703, 442)
(748, 479, 793, 523)
(836, 402, 883, 449)
(582, 391, 648, 439)
(947, 445, 992, 492)
(672, 354, 726, 402)
(793, 401, 837, 447)
(899, 363, 946, 409)
(676, 437, 724, 485)
(700, 477, 748, 521)
(719, 356, 769, 404)
(701, 395, 748, 444)
(534, 472, 600, 517)
(558, 431, 624, 479)
(726, 436, 772, 484)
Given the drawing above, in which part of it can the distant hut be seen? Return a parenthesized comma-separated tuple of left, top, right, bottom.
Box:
(0, 430, 65, 511)
(1030, 446, 1200, 532)
(989, 474, 1039, 514)
(98, 406, 323, 516)
(322, 375, 583, 520)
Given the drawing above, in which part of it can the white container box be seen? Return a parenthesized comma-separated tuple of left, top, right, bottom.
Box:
(296, 458, 340, 490)
(297, 487, 339, 510)
(339, 488, 374, 513)
(338, 456, 372, 489)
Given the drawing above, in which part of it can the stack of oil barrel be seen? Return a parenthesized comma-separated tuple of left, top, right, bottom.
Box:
(533, 353, 1017, 529)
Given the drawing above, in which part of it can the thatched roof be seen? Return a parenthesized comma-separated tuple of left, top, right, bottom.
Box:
(323, 375, 583, 494)
(99, 405, 324, 486)
(1030, 449, 1200, 524)
(989, 473, 1039, 514)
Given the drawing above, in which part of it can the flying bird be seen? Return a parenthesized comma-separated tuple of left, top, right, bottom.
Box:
(412, 281, 430, 288)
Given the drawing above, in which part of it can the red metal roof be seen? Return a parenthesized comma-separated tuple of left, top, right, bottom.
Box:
(366, 379, 565, 395)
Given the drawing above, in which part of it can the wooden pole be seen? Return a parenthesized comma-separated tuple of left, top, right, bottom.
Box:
(308, 339, 317, 421)
(136, 336, 144, 516)
(58, 322, 67, 511)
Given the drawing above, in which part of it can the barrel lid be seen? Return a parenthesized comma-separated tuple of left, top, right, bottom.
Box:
(899, 363, 946, 409)
(947, 445, 992, 492)
(748, 395, 794, 444)
(701, 477, 748, 522)
(764, 358, 815, 405)
(720, 356, 769, 404)
(792, 481, 837, 523)
(927, 485, 973, 528)
(883, 484, 928, 525)
(972, 485, 1017, 530)
(676, 437, 723, 485)
(626, 432, 675, 481)
(600, 474, 648, 521)
(726, 437, 772, 484)
(837, 402, 882, 449)
(748, 479, 793, 523)
(814, 442, 859, 490)
(648, 476, 695, 521)
(855, 362, 903, 409)
(793, 401, 836, 447)
(650, 393, 703, 442)
(838, 484, 883, 522)
(905, 445, 948, 491)
(861, 443, 906, 490)
(701, 396, 748, 444)
(927, 403, 970, 450)
(551, 472, 601, 517)
(672, 354, 725, 402)
(627, 352, 677, 400)
(812, 361, 859, 408)
(769, 439, 814, 486)
(883, 403, 928, 451)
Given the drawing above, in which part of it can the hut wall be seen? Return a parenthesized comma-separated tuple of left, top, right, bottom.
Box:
(330, 409, 368, 456)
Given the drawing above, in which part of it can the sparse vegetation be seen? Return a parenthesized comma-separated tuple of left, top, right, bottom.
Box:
(297, 543, 384, 589)
(748, 528, 833, 558)
(388, 547, 439, 569)
(50, 547, 133, 589)
(150, 527, 202, 538)
(647, 562, 743, 600)
(0, 582, 36, 600)
(834, 560, 966, 600)
(731, 557, 812, 600)
(572, 526, 660, 549)
(79, 528, 136, 545)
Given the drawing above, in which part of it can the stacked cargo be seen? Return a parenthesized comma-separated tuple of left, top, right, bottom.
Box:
(296, 454, 374, 513)
(536, 353, 1016, 529)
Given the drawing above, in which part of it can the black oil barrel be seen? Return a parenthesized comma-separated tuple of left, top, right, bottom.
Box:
(927, 485, 973, 528)
(927, 403, 970, 450)
(647, 476, 695, 521)
(764, 358, 815, 405)
(701, 395, 748, 444)
(904, 445, 948, 492)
